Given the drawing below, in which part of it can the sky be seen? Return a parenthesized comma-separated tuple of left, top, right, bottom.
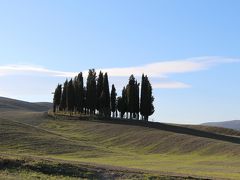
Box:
(0, 0, 239, 124)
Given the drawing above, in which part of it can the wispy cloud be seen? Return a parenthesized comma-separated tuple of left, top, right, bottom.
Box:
(152, 81, 191, 89)
(0, 64, 77, 77)
(98, 56, 239, 77)
(0, 56, 238, 89)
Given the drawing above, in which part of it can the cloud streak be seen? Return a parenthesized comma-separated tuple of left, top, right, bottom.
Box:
(152, 81, 191, 89)
(99, 56, 239, 77)
(0, 64, 77, 77)
(0, 56, 238, 89)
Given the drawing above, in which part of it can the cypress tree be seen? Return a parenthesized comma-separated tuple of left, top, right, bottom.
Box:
(140, 74, 146, 120)
(133, 81, 140, 120)
(123, 86, 128, 118)
(78, 72, 84, 113)
(140, 75, 154, 121)
(53, 84, 62, 113)
(73, 76, 79, 113)
(117, 97, 123, 118)
(146, 77, 154, 121)
(73, 72, 84, 113)
(60, 80, 68, 112)
(110, 84, 117, 118)
(126, 75, 136, 119)
(83, 86, 87, 114)
(96, 71, 104, 114)
(86, 69, 97, 114)
(100, 73, 110, 117)
(117, 87, 127, 118)
(67, 79, 75, 114)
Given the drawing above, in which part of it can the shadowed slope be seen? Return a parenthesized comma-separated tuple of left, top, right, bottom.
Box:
(39, 115, 240, 156)
(50, 113, 240, 145)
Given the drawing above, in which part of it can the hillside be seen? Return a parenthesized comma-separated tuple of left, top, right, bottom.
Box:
(203, 120, 240, 131)
(0, 96, 52, 112)
(1, 109, 240, 179)
(1, 98, 240, 179)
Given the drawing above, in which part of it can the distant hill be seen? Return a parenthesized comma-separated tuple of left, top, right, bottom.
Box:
(0, 96, 52, 112)
(202, 120, 240, 131)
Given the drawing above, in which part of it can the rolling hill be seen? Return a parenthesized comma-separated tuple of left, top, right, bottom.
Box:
(0, 96, 52, 112)
(202, 120, 240, 131)
(1, 97, 240, 179)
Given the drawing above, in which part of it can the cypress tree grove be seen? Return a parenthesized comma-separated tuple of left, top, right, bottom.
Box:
(53, 70, 154, 121)
(110, 84, 117, 118)
(59, 80, 68, 111)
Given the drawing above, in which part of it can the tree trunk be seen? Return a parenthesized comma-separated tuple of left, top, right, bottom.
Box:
(144, 116, 148, 121)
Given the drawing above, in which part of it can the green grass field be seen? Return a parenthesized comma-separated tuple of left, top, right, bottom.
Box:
(1, 109, 240, 179)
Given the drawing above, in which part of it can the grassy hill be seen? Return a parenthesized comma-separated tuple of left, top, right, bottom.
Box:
(1, 98, 240, 179)
(0, 96, 52, 112)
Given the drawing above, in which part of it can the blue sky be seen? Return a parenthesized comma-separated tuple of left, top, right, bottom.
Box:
(0, 0, 239, 124)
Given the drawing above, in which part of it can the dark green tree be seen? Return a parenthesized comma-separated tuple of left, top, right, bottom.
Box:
(133, 81, 140, 120)
(78, 72, 84, 113)
(86, 69, 97, 114)
(83, 86, 87, 114)
(53, 84, 62, 113)
(126, 75, 137, 119)
(110, 84, 117, 118)
(59, 80, 68, 111)
(96, 71, 104, 114)
(73, 76, 79, 113)
(73, 72, 84, 113)
(140, 74, 145, 120)
(67, 79, 75, 114)
(100, 73, 110, 117)
(117, 87, 127, 118)
(117, 97, 123, 118)
(140, 74, 154, 121)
